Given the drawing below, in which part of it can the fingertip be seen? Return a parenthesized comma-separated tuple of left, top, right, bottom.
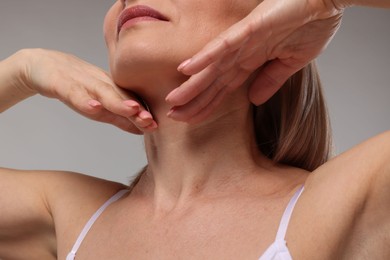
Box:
(123, 100, 140, 109)
(83, 100, 103, 115)
(248, 82, 267, 106)
(166, 107, 181, 120)
(248, 81, 263, 105)
(165, 89, 188, 107)
(167, 108, 174, 117)
(165, 89, 178, 104)
(138, 110, 153, 121)
(248, 76, 282, 106)
(177, 58, 192, 72)
(88, 100, 102, 108)
(145, 121, 158, 131)
(122, 100, 140, 117)
(249, 95, 264, 106)
(178, 55, 209, 75)
(139, 122, 157, 131)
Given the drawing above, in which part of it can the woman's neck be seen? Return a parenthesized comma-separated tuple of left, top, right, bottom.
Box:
(132, 89, 274, 213)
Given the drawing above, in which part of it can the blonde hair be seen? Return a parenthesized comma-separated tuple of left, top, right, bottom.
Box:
(254, 61, 332, 171)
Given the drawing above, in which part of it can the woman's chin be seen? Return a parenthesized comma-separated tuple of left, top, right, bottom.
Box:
(114, 56, 168, 78)
(111, 64, 189, 101)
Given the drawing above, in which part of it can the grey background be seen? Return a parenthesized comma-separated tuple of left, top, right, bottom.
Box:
(0, 1, 389, 185)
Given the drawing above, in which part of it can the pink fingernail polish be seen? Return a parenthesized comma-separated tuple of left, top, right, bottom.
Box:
(123, 100, 139, 109)
(165, 89, 177, 102)
(167, 108, 176, 117)
(88, 100, 101, 108)
(139, 110, 152, 120)
(149, 121, 158, 129)
(177, 58, 191, 71)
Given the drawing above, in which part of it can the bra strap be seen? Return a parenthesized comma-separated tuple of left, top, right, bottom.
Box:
(66, 189, 129, 259)
(275, 185, 305, 241)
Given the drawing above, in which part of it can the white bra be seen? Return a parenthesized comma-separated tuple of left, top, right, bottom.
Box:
(67, 186, 304, 260)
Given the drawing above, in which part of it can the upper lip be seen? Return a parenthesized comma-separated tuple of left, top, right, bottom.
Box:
(117, 5, 169, 32)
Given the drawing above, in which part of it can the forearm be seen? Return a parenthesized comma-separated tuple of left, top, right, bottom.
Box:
(0, 50, 36, 113)
(335, 0, 390, 9)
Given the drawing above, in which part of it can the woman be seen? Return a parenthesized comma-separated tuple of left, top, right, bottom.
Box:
(0, 0, 389, 259)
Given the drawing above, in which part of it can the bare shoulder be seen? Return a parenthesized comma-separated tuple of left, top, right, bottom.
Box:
(306, 130, 390, 195)
(290, 131, 390, 258)
(332, 130, 390, 172)
(310, 130, 390, 214)
(39, 169, 128, 210)
(0, 167, 127, 258)
(0, 167, 128, 211)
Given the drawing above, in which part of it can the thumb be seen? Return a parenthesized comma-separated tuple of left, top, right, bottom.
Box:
(249, 59, 300, 105)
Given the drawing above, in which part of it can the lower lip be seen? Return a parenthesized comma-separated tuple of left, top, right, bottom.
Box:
(119, 16, 161, 31)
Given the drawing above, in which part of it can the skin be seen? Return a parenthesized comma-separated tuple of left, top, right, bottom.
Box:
(104, 0, 261, 124)
(0, 49, 157, 134)
(0, 0, 389, 259)
(166, 0, 390, 122)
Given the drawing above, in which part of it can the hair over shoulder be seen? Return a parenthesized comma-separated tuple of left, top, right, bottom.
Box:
(254, 61, 333, 171)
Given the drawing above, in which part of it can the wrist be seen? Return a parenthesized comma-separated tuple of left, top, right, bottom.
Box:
(0, 50, 37, 112)
(320, 0, 349, 12)
(9, 49, 38, 97)
(332, 0, 390, 8)
(328, 0, 350, 9)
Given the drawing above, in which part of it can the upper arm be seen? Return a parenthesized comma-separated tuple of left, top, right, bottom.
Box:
(292, 131, 390, 258)
(0, 167, 127, 258)
(358, 131, 390, 213)
(365, 131, 390, 246)
(331, 130, 390, 218)
(339, 131, 390, 257)
(0, 168, 56, 257)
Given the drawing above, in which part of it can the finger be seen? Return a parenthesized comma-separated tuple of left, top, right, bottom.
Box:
(85, 107, 143, 134)
(166, 63, 224, 106)
(65, 89, 156, 133)
(90, 107, 157, 134)
(225, 68, 252, 93)
(167, 49, 240, 106)
(248, 59, 300, 105)
(129, 110, 157, 129)
(178, 17, 253, 75)
(61, 88, 104, 116)
(187, 88, 229, 124)
(168, 64, 253, 121)
(112, 116, 144, 135)
(92, 82, 141, 118)
(185, 69, 251, 123)
(95, 88, 157, 132)
(167, 71, 232, 120)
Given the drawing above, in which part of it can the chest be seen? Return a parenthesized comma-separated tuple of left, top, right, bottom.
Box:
(56, 186, 380, 260)
(61, 198, 292, 259)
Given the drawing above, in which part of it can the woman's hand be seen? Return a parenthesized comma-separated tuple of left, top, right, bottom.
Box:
(165, 0, 344, 122)
(18, 49, 157, 134)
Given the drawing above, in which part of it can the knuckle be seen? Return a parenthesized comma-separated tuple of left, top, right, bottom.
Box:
(203, 51, 217, 66)
(210, 62, 226, 76)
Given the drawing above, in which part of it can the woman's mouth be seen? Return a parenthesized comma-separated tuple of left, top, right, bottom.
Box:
(117, 5, 169, 33)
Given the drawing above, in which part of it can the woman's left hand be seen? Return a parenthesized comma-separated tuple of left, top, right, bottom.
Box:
(165, 0, 344, 122)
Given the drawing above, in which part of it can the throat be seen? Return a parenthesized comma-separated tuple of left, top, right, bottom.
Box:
(135, 108, 268, 212)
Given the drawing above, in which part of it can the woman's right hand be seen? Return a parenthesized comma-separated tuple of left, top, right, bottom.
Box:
(16, 49, 157, 134)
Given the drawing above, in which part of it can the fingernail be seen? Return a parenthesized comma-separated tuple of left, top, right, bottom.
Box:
(139, 110, 152, 120)
(167, 108, 176, 118)
(88, 100, 101, 108)
(148, 121, 158, 129)
(165, 89, 177, 102)
(123, 100, 139, 109)
(177, 58, 191, 71)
